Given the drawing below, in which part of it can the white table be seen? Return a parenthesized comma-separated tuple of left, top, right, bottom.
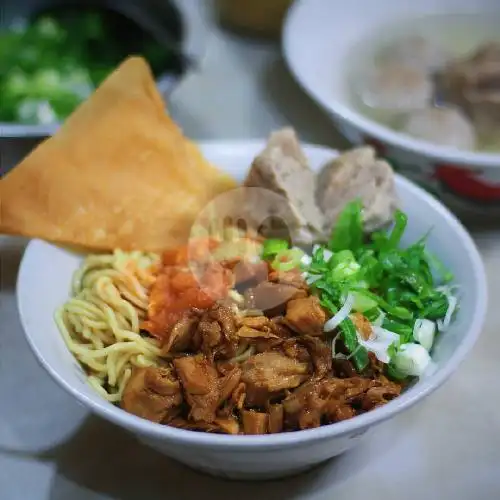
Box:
(2, 4, 500, 499)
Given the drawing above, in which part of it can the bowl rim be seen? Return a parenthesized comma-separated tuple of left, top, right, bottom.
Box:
(283, 0, 500, 168)
(0, 0, 206, 138)
(16, 140, 488, 449)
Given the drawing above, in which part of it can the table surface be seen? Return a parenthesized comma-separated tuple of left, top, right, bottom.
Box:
(2, 2, 500, 499)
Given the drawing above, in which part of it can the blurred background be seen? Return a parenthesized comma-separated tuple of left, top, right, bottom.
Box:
(0, 0, 345, 174)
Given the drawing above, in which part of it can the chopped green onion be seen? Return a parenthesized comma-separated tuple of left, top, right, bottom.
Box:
(363, 307, 383, 323)
(339, 318, 369, 372)
(271, 248, 304, 272)
(330, 260, 361, 281)
(382, 318, 413, 343)
(421, 297, 448, 319)
(350, 287, 413, 321)
(330, 249, 356, 268)
(329, 199, 363, 253)
(386, 363, 409, 381)
(262, 238, 289, 259)
(385, 210, 408, 250)
(413, 318, 436, 350)
(392, 343, 432, 377)
(324, 293, 355, 332)
(426, 250, 454, 283)
(306, 201, 456, 375)
(351, 290, 378, 312)
(320, 296, 368, 372)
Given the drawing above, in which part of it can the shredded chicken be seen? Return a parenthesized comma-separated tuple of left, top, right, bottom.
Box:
(285, 296, 326, 337)
(269, 316, 294, 338)
(267, 403, 284, 433)
(217, 363, 242, 404)
(239, 315, 271, 330)
(283, 378, 345, 430)
(161, 310, 201, 355)
(169, 416, 240, 435)
(282, 338, 312, 363)
(237, 325, 280, 340)
(241, 351, 310, 407)
(324, 400, 356, 422)
(126, 231, 406, 434)
(122, 366, 183, 423)
(242, 410, 269, 435)
(173, 355, 220, 423)
(193, 304, 239, 359)
(298, 335, 332, 378)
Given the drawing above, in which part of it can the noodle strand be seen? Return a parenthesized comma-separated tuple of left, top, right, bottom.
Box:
(55, 250, 161, 402)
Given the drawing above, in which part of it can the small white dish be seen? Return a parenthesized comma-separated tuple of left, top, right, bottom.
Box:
(16, 141, 487, 480)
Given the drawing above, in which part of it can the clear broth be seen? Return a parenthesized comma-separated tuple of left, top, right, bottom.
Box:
(349, 13, 500, 152)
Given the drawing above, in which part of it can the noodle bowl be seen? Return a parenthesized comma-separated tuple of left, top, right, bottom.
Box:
(16, 141, 486, 479)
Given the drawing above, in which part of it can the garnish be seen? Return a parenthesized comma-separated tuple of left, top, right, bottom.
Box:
(298, 199, 458, 380)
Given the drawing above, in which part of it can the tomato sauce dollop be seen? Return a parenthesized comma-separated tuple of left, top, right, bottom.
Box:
(141, 239, 233, 341)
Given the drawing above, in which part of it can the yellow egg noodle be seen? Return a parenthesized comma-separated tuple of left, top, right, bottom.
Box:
(55, 250, 161, 402)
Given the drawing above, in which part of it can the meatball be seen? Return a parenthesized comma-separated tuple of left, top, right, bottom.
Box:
(437, 42, 500, 134)
(379, 35, 450, 71)
(316, 146, 398, 233)
(401, 106, 476, 150)
(359, 61, 433, 111)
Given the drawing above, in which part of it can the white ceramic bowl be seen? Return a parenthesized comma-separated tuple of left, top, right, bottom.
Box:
(16, 141, 487, 480)
(283, 0, 500, 213)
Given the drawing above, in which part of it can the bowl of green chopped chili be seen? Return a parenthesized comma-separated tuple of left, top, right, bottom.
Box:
(0, 0, 202, 137)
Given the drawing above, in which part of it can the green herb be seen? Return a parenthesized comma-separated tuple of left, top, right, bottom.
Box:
(382, 318, 413, 343)
(0, 10, 176, 124)
(339, 318, 369, 371)
(425, 250, 454, 283)
(328, 199, 363, 253)
(386, 363, 409, 381)
(421, 296, 449, 320)
(385, 210, 408, 250)
(387, 342, 399, 360)
(262, 238, 289, 259)
(363, 307, 382, 323)
(349, 288, 413, 321)
(271, 248, 304, 272)
(385, 343, 410, 381)
(298, 201, 457, 374)
(320, 295, 369, 372)
(351, 290, 378, 312)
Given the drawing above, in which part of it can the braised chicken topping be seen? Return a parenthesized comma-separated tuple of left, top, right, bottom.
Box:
(124, 293, 404, 433)
(118, 131, 459, 434)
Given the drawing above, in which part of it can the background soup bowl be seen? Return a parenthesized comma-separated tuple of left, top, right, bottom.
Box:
(16, 142, 487, 480)
(283, 0, 500, 215)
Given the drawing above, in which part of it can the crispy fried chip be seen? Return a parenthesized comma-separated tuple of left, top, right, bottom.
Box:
(0, 57, 236, 252)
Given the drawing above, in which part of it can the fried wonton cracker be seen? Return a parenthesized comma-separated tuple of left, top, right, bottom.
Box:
(0, 57, 236, 252)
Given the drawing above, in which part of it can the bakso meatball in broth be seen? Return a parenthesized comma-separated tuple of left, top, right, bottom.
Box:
(360, 61, 433, 111)
(379, 35, 450, 72)
(401, 107, 476, 150)
(437, 42, 500, 132)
